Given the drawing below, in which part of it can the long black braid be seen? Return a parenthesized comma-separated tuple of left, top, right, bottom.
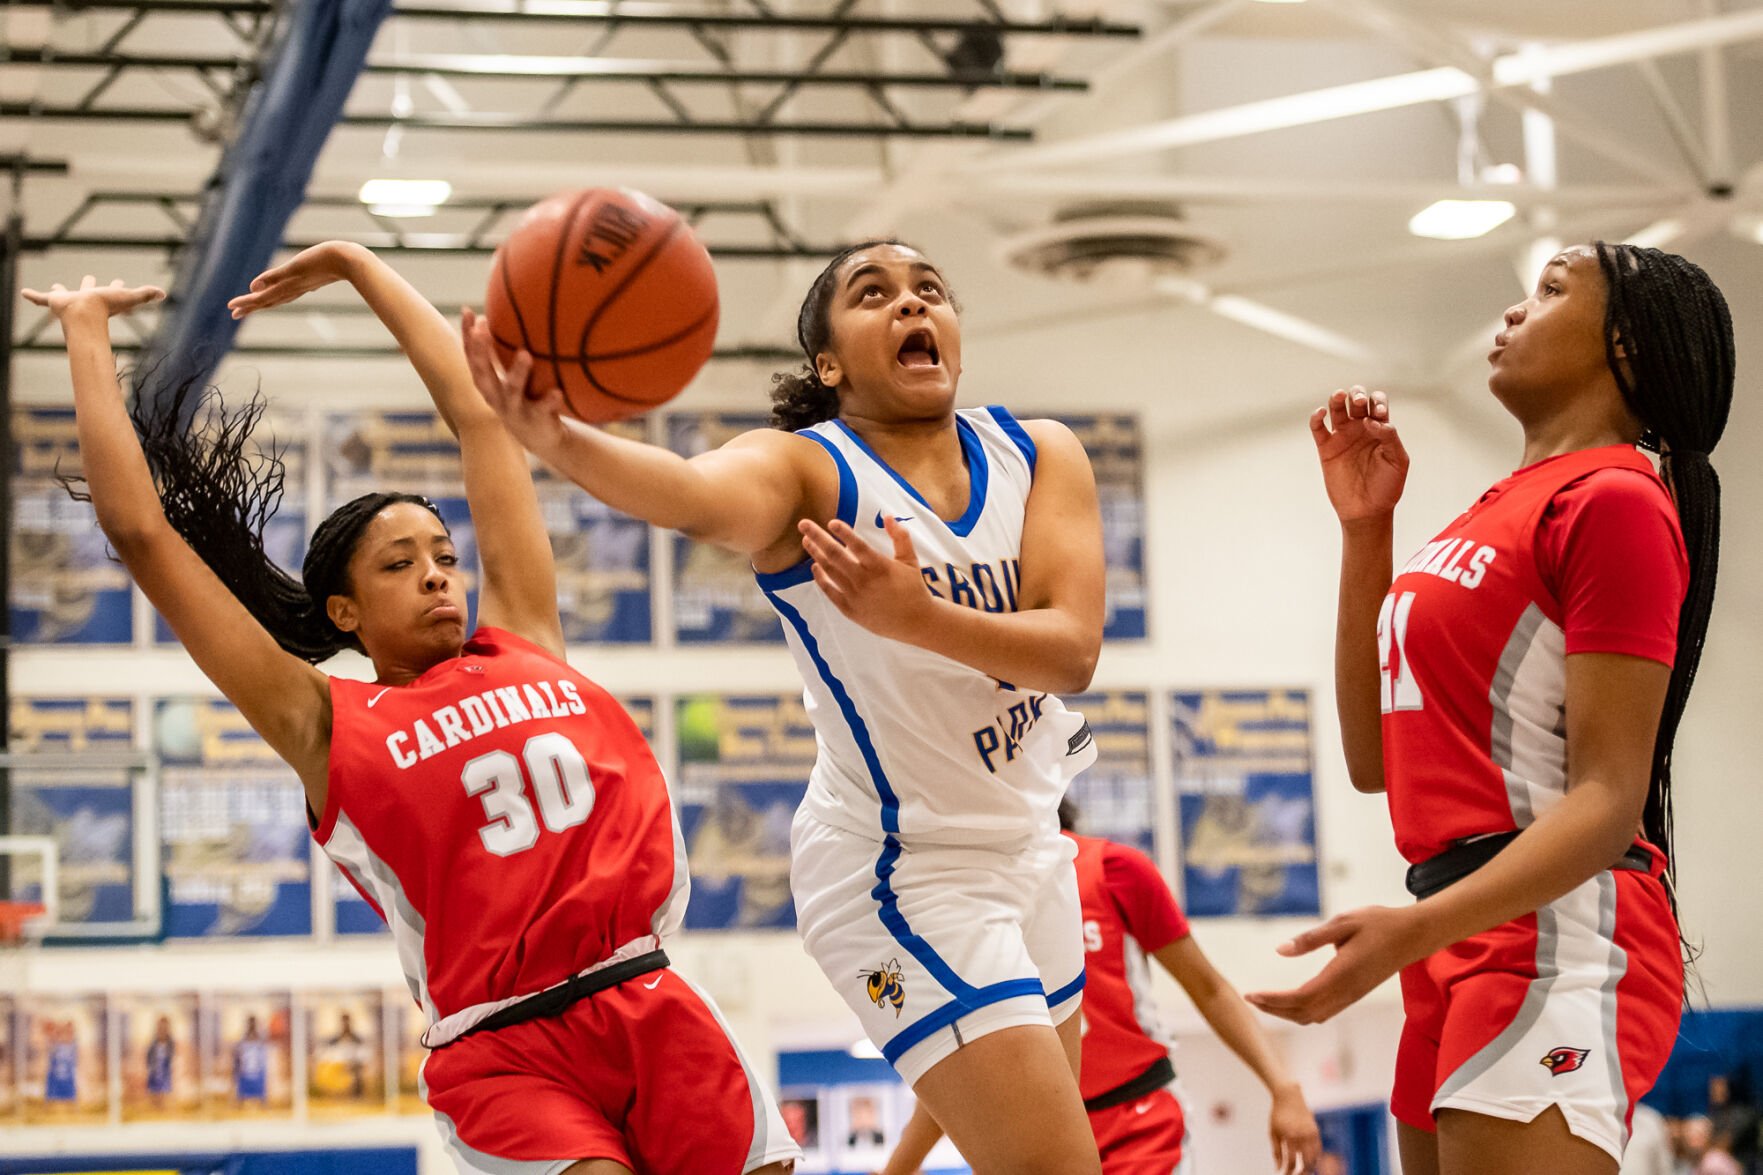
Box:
(1593, 242, 1735, 919)
(769, 239, 961, 431)
(62, 375, 445, 663)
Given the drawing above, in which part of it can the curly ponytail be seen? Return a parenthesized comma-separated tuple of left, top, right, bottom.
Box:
(1593, 242, 1735, 909)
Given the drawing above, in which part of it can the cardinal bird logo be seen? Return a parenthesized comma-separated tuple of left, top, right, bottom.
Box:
(1540, 1046, 1591, 1076)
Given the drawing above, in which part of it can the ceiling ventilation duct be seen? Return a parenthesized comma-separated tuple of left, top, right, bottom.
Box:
(998, 201, 1227, 286)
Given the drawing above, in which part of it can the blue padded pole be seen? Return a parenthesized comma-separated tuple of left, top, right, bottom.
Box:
(134, 0, 392, 411)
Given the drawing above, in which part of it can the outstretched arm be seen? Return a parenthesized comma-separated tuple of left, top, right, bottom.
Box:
(230, 243, 563, 654)
(798, 419, 1104, 694)
(23, 278, 331, 801)
(462, 316, 832, 557)
(1153, 937, 1320, 1175)
(876, 1101, 945, 1175)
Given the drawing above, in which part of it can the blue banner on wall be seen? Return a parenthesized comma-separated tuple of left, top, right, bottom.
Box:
(157, 699, 312, 938)
(674, 694, 810, 929)
(1056, 414, 1146, 642)
(534, 417, 652, 644)
(10, 407, 134, 644)
(666, 413, 784, 644)
(1170, 689, 1319, 917)
(1059, 690, 1155, 858)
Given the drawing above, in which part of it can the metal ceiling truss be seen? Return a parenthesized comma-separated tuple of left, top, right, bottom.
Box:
(4, 0, 1133, 140)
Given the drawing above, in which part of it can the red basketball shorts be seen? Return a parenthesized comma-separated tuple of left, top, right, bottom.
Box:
(421, 967, 800, 1175)
(1392, 857, 1682, 1163)
(1088, 1084, 1193, 1175)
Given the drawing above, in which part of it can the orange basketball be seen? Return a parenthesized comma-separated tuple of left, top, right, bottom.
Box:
(484, 188, 719, 423)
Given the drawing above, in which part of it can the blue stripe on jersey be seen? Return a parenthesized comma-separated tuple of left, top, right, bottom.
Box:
(1045, 969, 1086, 1008)
(832, 416, 990, 537)
(881, 978, 1047, 1066)
(762, 586, 980, 1003)
(986, 405, 1037, 475)
(754, 427, 861, 592)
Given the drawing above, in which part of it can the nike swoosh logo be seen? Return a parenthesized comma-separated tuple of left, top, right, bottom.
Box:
(873, 511, 914, 527)
(367, 687, 392, 708)
(643, 976, 664, 990)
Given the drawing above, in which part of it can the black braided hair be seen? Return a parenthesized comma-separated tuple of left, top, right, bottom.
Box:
(770, 238, 961, 431)
(62, 376, 445, 663)
(1592, 242, 1735, 913)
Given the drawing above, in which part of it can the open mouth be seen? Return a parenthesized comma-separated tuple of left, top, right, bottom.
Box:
(897, 328, 940, 369)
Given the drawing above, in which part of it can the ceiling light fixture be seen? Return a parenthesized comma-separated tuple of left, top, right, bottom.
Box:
(359, 178, 452, 218)
(1408, 199, 1516, 240)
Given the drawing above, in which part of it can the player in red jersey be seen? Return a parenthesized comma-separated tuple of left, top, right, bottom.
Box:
(1246, 243, 1734, 1175)
(24, 250, 798, 1175)
(876, 800, 1321, 1175)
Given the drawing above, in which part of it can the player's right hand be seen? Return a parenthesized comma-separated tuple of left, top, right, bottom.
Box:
(461, 306, 571, 457)
(228, 240, 367, 318)
(22, 276, 164, 322)
(1309, 386, 1408, 523)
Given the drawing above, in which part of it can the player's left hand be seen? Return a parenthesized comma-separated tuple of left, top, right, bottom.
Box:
(1268, 1082, 1323, 1175)
(798, 517, 931, 644)
(228, 240, 367, 317)
(1244, 904, 1425, 1025)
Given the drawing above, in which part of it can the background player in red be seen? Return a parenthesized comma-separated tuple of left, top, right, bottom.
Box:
(23, 249, 798, 1175)
(1248, 243, 1734, 1175)
(876, 798, 1321, 1175)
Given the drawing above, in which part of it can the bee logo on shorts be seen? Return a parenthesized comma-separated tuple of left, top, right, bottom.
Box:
(860, 959, 906, 1018)
(1540, 1046, 1590, 1076)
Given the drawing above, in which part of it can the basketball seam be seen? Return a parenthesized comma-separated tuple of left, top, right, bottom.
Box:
(496, 251, 539, 363)
(548, 189, 596, 397)
(576, 216, 688, 402)
(585, 302, 718, 363)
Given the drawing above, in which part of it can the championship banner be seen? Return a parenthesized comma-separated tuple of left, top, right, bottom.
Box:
(21, 994, 110, 1124)
(323, 410, 480, 620)
(666, 413, 785, 644)
(1170, 689, 1320, 917)
(1060, 691, 1155, 858)
(1056, 414, 1147, 642)
(5, 697, 139, 928)
(203, 992, 293, 1117)
(533, 417, 652, 644)
(10, 406, 134, 644)
(118, 992, 202, 1121)
(157, 699, 312, 938)
(154, 407, 307, 645)
(674, 694, 812, 929)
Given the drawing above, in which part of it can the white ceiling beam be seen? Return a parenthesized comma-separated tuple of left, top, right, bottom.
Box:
(975, 171, 1690, 208)
(960, 6, 1763, 174)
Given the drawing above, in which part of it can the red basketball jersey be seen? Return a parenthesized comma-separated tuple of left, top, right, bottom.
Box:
(315, 627, 687, 1046)
(1380, 445, 1686, 864)
(1069, 832, 1191, 1101)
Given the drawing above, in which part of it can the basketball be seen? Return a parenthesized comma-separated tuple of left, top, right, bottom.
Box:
(484, 187, 719, 423)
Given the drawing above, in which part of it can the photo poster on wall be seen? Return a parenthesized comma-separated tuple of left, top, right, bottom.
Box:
(674, 693, 811, 930)
(10, 406, 134, 644)
(157, 698, 313, 938)
(387, 997, 426, 1116)
(20, 993, 109, 1125)
(305, 990, 386, 1118)
(1059, 690, 1155, 858)
(1055, 414, 1147, 641)
(323, 410, 480, 622)
(1170, 689, 1321, 917)
(666, 412, 785, 644)
(204, 991, 294, 1118)
(117, 991, 201, 1121)
(5, 696, 139, 928)
(0, 995, 15, 1121)
(154, 406, 308, 644)
(533, 416, 653, 644)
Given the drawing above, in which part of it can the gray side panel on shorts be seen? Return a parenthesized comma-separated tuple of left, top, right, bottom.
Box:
(1433, 898, 1564, 1102)
(1596, 871, 1632, 1146)
(432, 1107, 574, 1175)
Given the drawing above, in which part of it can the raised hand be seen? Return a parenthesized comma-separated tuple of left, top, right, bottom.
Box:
(1310, 386, 1408, 523)
(22, 276, 165, 322)
(797, 516, 932, 644)
(461, 306, 571, 458)
(227, 241, 365, 318)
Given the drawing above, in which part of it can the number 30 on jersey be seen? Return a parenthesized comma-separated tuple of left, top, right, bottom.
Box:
(462, 732, 597, 856)
(1378, 591, 1424, 714)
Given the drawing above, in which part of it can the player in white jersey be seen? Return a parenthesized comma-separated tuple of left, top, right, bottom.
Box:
(467, 240, 1108, 1175)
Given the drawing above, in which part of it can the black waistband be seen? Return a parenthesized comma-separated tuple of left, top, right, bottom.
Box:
(452, 949, 670, 1043)
(1083, 1055, 1176, 1113)
(1406, 833, 1653, 901)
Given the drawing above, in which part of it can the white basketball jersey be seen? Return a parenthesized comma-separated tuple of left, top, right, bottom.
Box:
(758, 406, 1096, 846)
